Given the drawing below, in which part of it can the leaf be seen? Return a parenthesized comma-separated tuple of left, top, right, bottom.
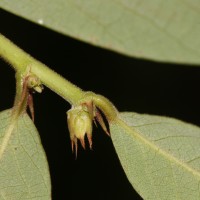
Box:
(0, 109, 51, 200)
(0, 1, 200, 65)
(110, 112, 200, 200)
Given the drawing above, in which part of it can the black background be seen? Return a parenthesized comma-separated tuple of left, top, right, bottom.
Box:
(1, 8, 200, 200)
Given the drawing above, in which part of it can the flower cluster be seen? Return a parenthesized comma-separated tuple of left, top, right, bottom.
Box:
(67, 102, 109, 156)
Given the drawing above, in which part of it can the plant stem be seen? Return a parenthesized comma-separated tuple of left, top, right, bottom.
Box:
(0, 33, 118, 120)
(0, 33, 84, 105)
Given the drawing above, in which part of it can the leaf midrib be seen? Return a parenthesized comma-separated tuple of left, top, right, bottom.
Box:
(0, 117, 17, 161)
(116, 118, 200, 179)
(0, 110, 20, 161)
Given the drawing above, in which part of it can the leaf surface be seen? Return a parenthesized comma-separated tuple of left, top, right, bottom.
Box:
(0, 0, 200, 64)
(110, 112, 200, 200)
(0, 109, 51, 200)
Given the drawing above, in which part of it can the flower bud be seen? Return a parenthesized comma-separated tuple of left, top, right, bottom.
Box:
(27, 75, 43, 93)
(67, 106, 93, 155)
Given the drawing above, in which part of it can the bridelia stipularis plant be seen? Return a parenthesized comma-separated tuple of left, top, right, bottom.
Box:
(1, 33, 200, 200)
(0, 33, 118, 156)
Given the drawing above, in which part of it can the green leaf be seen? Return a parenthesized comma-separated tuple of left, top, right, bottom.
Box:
(0, 109, 51, 200)
(110, 112, 200, 200)
(0, 1, 200, 65)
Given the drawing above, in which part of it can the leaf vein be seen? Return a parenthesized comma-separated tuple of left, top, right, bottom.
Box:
(117, 118, 200, 179)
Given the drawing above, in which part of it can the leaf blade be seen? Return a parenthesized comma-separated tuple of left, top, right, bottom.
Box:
(0, 109, 51, 200)
(0, 0, 200, 64)
(110, 112, 200, 199)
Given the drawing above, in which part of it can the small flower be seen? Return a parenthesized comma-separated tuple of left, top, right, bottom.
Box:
(67, 101, 109, 157)
(27, 75, 43, 93)
(67, 105, 93, 156)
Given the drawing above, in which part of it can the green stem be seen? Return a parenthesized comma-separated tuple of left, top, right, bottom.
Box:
(0, 33, 118, 120)
(14, 71, 27, 110)
(0, 33, 84, 104)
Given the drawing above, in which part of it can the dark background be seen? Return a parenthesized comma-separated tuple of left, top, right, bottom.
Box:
(1, 8, 200, 200)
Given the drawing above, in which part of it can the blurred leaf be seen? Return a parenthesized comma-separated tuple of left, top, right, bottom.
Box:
(0, 109, 51, 200)
(110, 112, 200, 200)
(0, 0, 200, 64)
